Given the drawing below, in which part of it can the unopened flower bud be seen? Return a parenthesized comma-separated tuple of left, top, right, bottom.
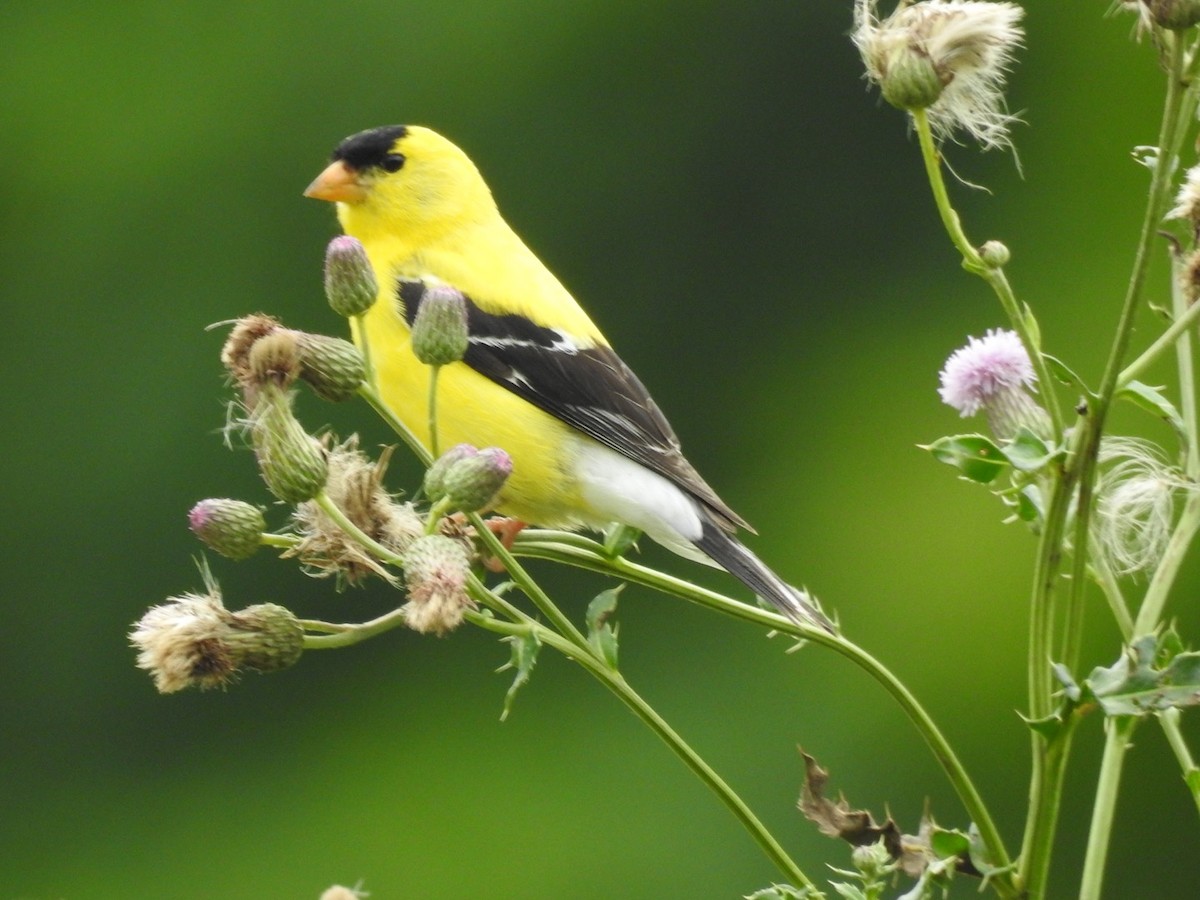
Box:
(295, 333, 366, 402)
(247, 328, 302, 388)
(979, 240, 1011, 268)
(411, 282, 469, 366)
(423, 443, 478, 500)
(251, 386, 328, 503)
(324, 236, 378, 317)
(130, 588, 303, 693)
(188, 498, 265, 560)
(424, 444, 512, 513)
(403, 533, 472, 635)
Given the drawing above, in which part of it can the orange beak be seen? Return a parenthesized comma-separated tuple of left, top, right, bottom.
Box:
(304, 160, 367, 203)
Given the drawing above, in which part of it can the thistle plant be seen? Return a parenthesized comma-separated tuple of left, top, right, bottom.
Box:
(130, 3, 1200, 898)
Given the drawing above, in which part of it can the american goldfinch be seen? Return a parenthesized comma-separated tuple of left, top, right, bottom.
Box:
(304, 125, 831, 632)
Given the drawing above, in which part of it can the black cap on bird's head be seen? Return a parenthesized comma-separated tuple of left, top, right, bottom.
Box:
(330, 125, 409, 172)
(305, 125, 409, 203)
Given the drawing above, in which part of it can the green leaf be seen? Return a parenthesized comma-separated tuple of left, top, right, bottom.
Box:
(743, 886, 819, 900)
(1118, 380, 1186, 440)
(602, 523, 641, 558)
(928, 826, 971, 860)
(1014, 483, 1043, 523)
(1079, 633, 1200, 717)
(498, 629, 541, 721)
(924, 434, 1007, 484)
(1043, 354, 1085, 389)
(586, 585, 623, 669)
(1000, 428, 1057, 472)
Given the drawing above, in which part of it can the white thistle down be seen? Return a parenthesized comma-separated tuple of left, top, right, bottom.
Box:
(1094, 437, 1195, 576)
(852, 0, 1025, 151)
(1167, 163, 1200, 225)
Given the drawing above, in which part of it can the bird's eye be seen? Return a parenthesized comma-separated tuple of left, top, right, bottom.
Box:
(381, 153, 406, 173)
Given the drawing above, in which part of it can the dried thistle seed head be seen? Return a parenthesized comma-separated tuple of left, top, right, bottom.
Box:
(221, 314, 282, 377)
(324, 236, 378, 318)
(247, 328, 302, 389)
(1143, 0, 1200, 30)
(288, 439, 425, 584)
(410, 282, 469, 366)
(853, 0, 1024, 151)
(295, 333, 366, 402)
(250, 385, 328, 504)
(130, 587, 303, 693)
(188, 498, 265, 560)
(403, 533, 473, 635)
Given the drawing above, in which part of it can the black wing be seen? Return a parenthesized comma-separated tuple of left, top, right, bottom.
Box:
(397, 278, 748, 531)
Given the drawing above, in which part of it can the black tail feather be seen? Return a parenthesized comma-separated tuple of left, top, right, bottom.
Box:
(693, 519, 834, 633)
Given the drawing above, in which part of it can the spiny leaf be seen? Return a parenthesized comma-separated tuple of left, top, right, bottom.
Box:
(923, 435, 1007, 484)
(1118, 380, 1186, 443)
(1078, 632, 1200, 717)
(586, 585, 622, 669)
(498, 629, 541, 721)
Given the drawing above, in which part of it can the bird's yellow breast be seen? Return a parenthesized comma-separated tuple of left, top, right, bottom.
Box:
(351, 225, 612, 528)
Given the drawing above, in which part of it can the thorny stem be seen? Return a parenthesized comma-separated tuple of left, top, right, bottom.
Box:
(511, 532, 1017, 894)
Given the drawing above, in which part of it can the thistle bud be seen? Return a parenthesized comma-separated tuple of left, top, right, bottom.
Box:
(979, 240, 1011, 268)
(403, 533, 472, 635)
(324, 236, 378, 317)
(130, 589, 303, 693)
(251, 386, 328, 503)
(424, 444, 512, 513)
(188, 498, 265, 560)
(295, 333, 366, 402)
(410, 282, 469, 366)
(878, 45, 944, 112)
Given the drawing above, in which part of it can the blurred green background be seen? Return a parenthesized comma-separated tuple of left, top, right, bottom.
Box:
(4, 1, 1199, 897)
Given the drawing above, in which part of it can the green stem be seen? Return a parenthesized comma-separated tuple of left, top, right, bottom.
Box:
(260, 532, 299, 550)
(357, 382, 431, 466)
(510, 534, 1016, 893)
(428, 365, 442, 458)
(1078, 718, 1137, 900)
(1117, 295, 1200, 389)
(1027, 30, 1195, 900)
(466, 610, 818, 891)
(912, 107, 1064, 437)
(352, 312, 375, 391)
(301, 607, 409, 648)
(1160, 708, 1200, 818)
(466, 512, 591, 651)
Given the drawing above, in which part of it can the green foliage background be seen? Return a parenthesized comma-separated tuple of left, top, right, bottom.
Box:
(3, 2, 1198, 897)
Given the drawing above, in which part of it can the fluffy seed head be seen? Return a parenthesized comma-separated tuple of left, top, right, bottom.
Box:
(130, 586, 303, 693)
(289, 440, 426, 585)
(853, 0, 1024, 151)
(1095, 438, 1195, 576)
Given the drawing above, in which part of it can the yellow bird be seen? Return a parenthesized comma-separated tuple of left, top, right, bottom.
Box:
(305, 125, 831, 632)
